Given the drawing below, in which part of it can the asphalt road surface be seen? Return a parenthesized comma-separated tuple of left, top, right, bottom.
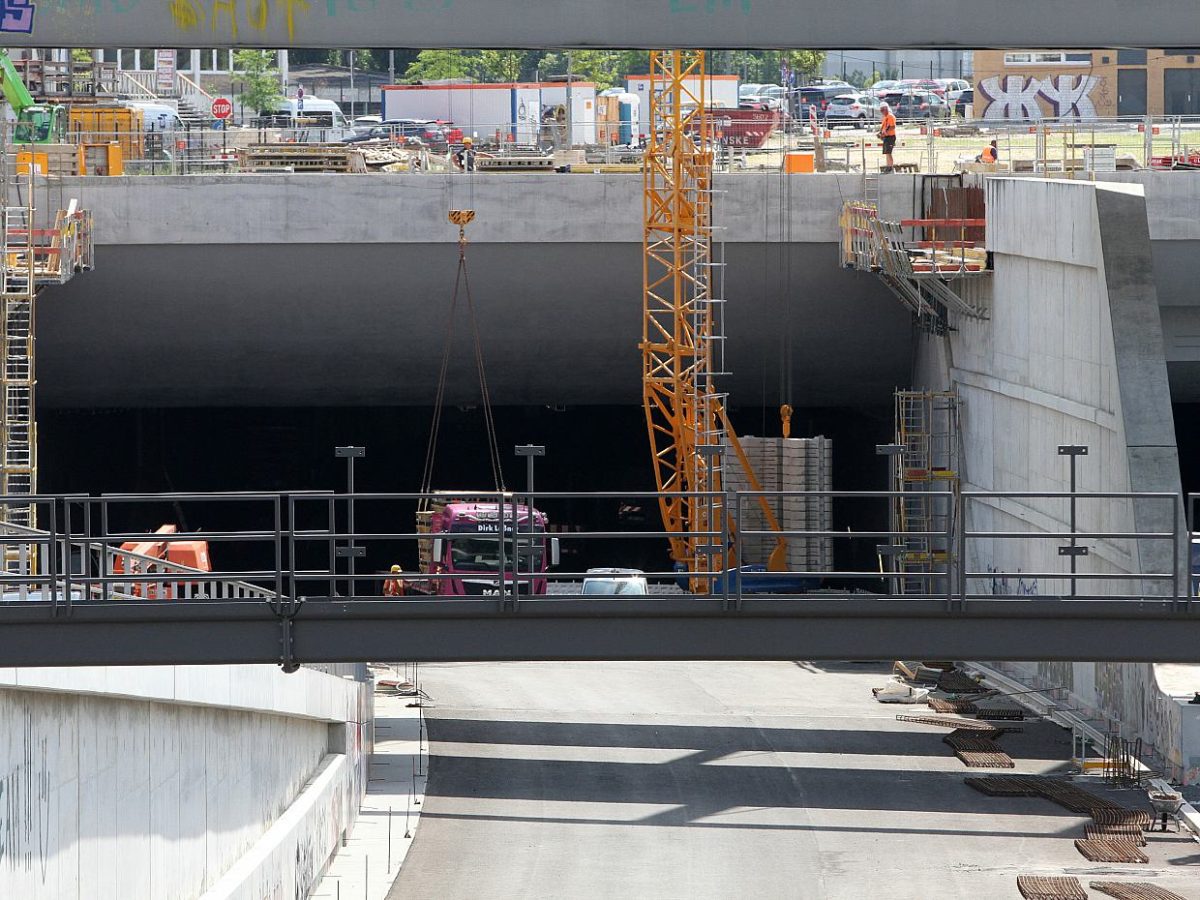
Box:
(388, 661, 1200, 899)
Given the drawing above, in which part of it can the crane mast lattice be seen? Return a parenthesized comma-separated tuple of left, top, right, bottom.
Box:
(641, 51, 787, 585)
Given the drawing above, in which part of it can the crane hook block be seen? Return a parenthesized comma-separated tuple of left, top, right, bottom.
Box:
(448, 210, 475, 227)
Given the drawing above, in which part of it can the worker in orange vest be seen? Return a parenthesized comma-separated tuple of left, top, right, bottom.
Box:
(383, 564, 406, 597)
(878, 103, 897, 172)
(977, 139, 999, 164)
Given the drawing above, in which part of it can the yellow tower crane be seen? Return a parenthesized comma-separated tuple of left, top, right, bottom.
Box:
(641, 50, 786, 588)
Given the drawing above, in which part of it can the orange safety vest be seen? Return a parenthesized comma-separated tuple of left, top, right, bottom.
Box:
(880, 112, 897, 138)
(981, 145, 997, 163)
(383, 577, 405, 597)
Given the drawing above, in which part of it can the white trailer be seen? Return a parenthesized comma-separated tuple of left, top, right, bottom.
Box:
(382, 82, 596, 146)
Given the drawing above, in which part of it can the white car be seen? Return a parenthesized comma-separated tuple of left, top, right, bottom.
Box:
(936, 79, 971, 103)
(581, 567, 648, 595)
(824, 92, 879, 127)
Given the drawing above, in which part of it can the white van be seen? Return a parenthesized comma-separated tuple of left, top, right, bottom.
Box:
(127, 101, 186, 134)
(264, 97, 352, 142)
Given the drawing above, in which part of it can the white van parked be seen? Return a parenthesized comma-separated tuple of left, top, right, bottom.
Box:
(263, 97, 353, 142)
(126, 101, 186, 134)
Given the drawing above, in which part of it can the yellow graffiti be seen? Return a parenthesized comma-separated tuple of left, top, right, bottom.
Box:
(169, 0, 206, 31)
(284, 0, 310, 41)
(247, 0, 269, 30)
(211, 0, 238, 37)
(170, 0, 313, 40)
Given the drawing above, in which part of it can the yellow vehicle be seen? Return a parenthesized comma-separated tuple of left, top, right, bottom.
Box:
(68, 105, 144, 160)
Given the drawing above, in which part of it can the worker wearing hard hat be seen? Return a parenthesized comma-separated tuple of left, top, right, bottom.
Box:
(383, 564, 407, 597)
(453, 137, 476, 172)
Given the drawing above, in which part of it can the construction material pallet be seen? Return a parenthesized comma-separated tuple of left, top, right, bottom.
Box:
(1074, 838, 1148, 864)
(1091, 882, 1188, 900)
(944, 729, 1014, 768)
(1017, 876, 1087, 900)
(1085, 823, 1147, 846)
(237, 145, 368, 174)
(475, 155, 555, 172)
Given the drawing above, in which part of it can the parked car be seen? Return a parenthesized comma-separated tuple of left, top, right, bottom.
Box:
(824, 92, 880, 127)
(581, 568, 649, 595)
(868, 79, 900, 96)
(881, 90, 951, 121)
(799, 85, 852, 119)
(342, 118, 449, 149)
(937, 78, 971, 103)
(954, 88, 974, 118)
(739, 83, 768, 100)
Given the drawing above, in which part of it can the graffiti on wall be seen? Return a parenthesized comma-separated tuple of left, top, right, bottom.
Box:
(0, 0, 35, 32)
(977, 74, 1105, 121)
(986, 564, 1039, 595)
(0, 709, 52, 882)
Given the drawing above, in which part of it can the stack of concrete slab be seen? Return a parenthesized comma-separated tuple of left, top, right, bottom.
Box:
(723, 435, 833, 573)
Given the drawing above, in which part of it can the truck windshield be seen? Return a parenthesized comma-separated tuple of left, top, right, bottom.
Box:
(447, 530, 544, 572)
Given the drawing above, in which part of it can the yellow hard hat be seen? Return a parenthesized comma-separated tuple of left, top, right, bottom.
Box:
(390, 564, 402, 573)
(463, 136, 474, 144)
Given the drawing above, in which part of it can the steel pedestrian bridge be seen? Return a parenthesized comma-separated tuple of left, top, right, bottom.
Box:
(0, 488, 1197, 669)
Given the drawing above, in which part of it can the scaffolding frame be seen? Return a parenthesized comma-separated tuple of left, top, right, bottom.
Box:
(889, 390, 961, 595)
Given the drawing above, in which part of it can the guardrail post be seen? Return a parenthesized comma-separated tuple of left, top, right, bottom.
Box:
(734, 490, 744, 611)
(497, 489, 509, 612)
(275, 493, 286, 611)
(722, 489, 732, 611)
(955, 489, 966, 610)
(46, 500, 59, 615)
(63, 499, 73, 615)
(1172, 492, 1182, 611)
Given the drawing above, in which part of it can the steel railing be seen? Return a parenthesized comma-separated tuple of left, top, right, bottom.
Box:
(0, 487, 1191, 613)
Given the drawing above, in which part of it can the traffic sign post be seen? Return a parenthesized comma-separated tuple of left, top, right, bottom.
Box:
(211, 97, 233, 120)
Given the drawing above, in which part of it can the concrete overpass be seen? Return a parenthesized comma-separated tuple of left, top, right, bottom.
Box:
(36, 171, 1200, 410)
(2, 0, 1196, 51)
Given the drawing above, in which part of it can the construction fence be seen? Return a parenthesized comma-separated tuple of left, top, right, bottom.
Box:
(2, 115, 1200, 177)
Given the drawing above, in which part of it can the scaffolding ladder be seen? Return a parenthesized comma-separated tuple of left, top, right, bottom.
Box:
(0, 193, 38, 562)
(890, 390, 960, 595)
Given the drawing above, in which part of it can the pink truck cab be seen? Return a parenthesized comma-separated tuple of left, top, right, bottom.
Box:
(417, 498, 560, 596)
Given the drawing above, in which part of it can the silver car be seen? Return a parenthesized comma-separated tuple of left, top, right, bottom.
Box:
(824, 92, 880, 128)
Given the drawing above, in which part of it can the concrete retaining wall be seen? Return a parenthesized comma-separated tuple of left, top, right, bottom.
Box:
(0, 664, 372, 899)
(917, 176, 1200, 781)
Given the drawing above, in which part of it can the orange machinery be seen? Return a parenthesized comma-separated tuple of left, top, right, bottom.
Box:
(111, 524, 211, 598)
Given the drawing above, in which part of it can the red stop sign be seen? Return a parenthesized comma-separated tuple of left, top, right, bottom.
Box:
(211, 97, 233, 120)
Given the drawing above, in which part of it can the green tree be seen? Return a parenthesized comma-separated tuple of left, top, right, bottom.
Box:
(404, 50, 476, 83)
(477, 50, 528, 83)
(538, 50, 624, 89)
(233, 49, 283, 116)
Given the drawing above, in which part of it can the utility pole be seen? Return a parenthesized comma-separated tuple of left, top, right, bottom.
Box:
(565, 50, 573, 148)
(349, 50, 356, 119)
(389, 49, 395, 85)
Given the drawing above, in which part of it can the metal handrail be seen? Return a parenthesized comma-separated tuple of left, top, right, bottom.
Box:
(0, 488, 1189, 610)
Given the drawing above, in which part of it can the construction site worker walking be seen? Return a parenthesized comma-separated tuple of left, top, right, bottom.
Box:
(453, 136, 476, 172)
(878, 102, 897, 172)
(383, 564, 407, 597)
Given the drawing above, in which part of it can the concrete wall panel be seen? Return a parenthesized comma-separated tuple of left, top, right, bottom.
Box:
(0, 665, 371, 899)
(922, 177, 1194, 779)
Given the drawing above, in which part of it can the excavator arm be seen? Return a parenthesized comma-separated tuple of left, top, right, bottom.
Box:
(0, 49, 35, 115)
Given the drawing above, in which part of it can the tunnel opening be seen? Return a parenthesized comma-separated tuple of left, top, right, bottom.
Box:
(40, 403, 893, 590)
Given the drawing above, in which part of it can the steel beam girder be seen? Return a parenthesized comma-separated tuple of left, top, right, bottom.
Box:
(2, 3, 1196, 51)
(1, 598, 1199, 667)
